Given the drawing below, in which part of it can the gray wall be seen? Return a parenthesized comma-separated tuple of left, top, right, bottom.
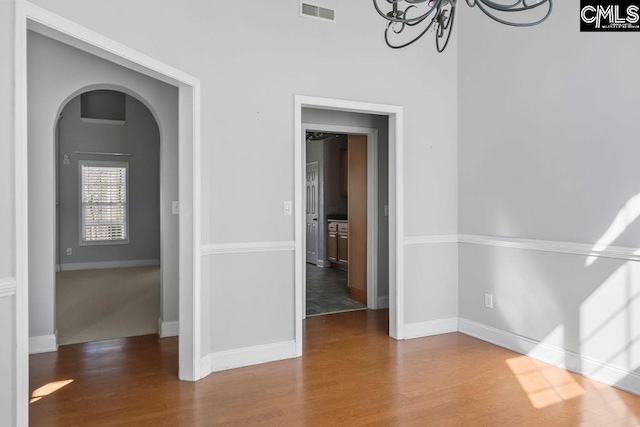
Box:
(27, 32, 179, 340)
(58, 94, 160, 266)
(3, 0, 459, 416)
(458, 2, 640, 379)
(303, 109, 392, 298)
(0, 0, 16, 424)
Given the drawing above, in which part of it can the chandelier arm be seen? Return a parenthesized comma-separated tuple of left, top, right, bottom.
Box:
(474, 0, 551, 13)
(436, 5, 456, 52)
(384, 19, 437, 49)
(474, 0, 552, 26)
(373, 0, 441, 23)
(405, 6, 432, 26)
(473, 0, 524, 9)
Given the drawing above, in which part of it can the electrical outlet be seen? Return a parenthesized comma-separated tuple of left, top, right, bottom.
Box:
(65, 248, 72, 256)
(171, 201, 180, 215)
(484, 293, 493, 309)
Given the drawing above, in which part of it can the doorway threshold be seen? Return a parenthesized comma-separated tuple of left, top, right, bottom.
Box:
(305, 307, 368, 318)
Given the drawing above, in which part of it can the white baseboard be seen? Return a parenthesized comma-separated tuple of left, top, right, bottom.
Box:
(377, 295, 389, 309)
(29, 332, 58, 354)
(158, 319, 179, 338)
(59, 259, 160, 271)
(200, 340, 297, 377)
(403, 317, 459, 340)
(316, 260, 329, 268)
(458, 318, 640, 397)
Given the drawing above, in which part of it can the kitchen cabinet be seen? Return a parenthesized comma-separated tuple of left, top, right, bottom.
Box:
(327, 220, 348, 269)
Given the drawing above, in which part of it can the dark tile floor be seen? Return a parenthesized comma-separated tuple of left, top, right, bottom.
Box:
(306, 263, 366, 316)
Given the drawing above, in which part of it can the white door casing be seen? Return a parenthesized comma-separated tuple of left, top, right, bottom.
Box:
(296, 96, 404, 358)
(306, 162, 319, 265)
(15, 3, 202, 425)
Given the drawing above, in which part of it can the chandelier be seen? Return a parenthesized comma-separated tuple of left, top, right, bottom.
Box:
(373, 0, 553, 53)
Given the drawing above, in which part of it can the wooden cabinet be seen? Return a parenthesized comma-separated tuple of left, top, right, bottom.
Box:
(327, 220, 348, 269)
(338, 233, 348, 265)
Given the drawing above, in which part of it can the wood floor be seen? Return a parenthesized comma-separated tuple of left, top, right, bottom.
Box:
(30, 310, 640, 426)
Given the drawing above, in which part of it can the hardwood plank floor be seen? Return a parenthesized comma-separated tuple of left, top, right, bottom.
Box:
(30, 310, 640, 426)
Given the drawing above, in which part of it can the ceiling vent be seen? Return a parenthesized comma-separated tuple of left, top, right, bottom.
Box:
(300, 2, 336, 23)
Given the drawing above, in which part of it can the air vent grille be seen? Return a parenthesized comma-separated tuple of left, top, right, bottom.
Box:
(301, 2, 336, 22)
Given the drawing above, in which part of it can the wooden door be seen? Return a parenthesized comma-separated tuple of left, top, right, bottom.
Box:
(306, 162, 319, 265)
(347, 135, 367, 304)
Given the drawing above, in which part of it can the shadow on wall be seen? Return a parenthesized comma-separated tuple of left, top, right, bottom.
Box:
(463, 189, 640, 412)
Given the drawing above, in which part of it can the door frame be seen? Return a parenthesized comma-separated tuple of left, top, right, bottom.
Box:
(305, 161, 320, 267)
(294, 95, 404, 357)
(15, 2, 202, 424)
(302, 124, 379, 314)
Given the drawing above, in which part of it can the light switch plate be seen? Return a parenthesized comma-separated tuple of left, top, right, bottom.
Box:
(172, 201, 180, 215)
(283, 201, 293, 216)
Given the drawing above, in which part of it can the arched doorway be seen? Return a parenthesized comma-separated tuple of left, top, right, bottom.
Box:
(54, 89, 162, 345)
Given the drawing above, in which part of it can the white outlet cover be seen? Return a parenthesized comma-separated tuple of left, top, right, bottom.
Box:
(484, 293, 494, 309)
(172, 201, 180, 215)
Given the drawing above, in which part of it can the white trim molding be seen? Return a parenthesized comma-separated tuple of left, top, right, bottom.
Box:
(404, 235, 458, 245)
(201, 340, 297, 376)
(59, 259, 160, 271)
(403, 233, 640, 263)
(377, 295, 389, 309)
(201, 241, 295, 256)
(403, 317, 459, 340)
(301, 123, 380, 312)
(29, 332, 58, 354)
(295, 95, 404, 352)
(16, 4, 202, 424)
(459, 234, 640, 262)
(158, 319, 179, 338)
(458, 318, 640, 397)
(0, 278, 17, 298)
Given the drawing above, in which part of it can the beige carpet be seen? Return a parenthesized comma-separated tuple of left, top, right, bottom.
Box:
(56, 266, 160, 346)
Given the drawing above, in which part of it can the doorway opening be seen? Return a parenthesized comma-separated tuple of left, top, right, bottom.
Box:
(295, 95, 405, 356)
(305, 131, 371, 316)
(54, 89, 163, 345)
(16, 5, 203, 422)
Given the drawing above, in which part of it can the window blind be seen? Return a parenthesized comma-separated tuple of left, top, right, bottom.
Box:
(81, 164, 128, 242)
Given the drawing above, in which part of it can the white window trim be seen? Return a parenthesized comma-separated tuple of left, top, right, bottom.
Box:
(78, 159, 130, 246)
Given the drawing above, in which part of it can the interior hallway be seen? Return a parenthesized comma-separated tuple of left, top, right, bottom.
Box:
(30, 310, 640, 426)
(56, 266, 159, 345)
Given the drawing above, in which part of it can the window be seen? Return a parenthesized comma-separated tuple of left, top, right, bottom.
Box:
(79, 161, 129, 245)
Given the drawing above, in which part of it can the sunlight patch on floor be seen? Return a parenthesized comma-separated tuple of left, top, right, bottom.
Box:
(30, 379, 74, 404)
(506, 356, 584, 409)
